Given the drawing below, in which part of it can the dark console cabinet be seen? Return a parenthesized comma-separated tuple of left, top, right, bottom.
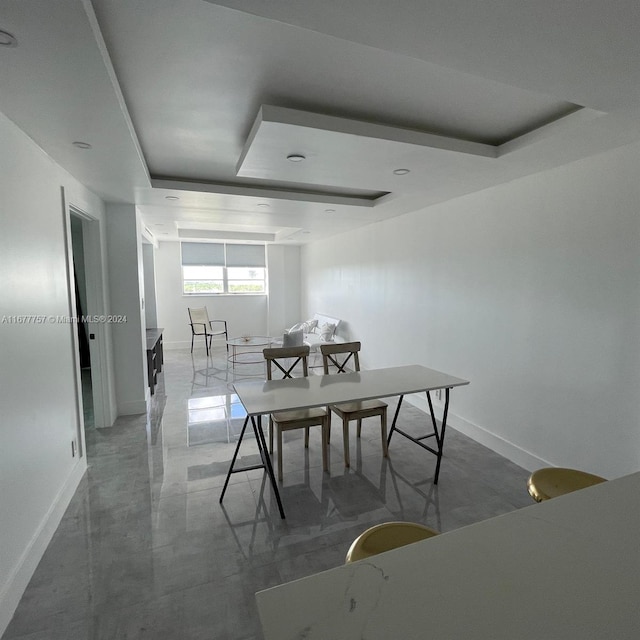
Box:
(146, 328, 163, 395)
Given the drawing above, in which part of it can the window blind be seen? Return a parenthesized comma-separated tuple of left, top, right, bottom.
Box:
(181, 242, 225, 266)
(226, 244, 266, 268)
(181, 242, 266, 267)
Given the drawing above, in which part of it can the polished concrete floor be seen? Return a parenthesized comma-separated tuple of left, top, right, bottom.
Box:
(3, 346, 532, 640)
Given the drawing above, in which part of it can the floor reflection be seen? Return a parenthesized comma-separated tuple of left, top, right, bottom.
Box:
(3, 346, 532, 640)
(187, 393, 247, 446)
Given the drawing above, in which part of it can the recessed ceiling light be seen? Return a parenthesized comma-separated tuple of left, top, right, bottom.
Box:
(287, 154, 306, 162)
(72, 141, 92, 150)
(165, 195, 179, 200)
(0, 30, 17, 47)
(324, 208, 336, 213)
(257, 203, 270, 208)
(393, 168, 410, 175)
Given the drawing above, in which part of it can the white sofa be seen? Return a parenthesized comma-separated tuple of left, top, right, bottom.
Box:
(285, 313, 344, 351)
(303, 313, 343, 350)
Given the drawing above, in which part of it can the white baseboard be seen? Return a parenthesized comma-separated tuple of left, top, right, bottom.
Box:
(163, 340, 230, 351)
(0, 459, 87, 637)
(163, 340, 193, 350)
(404, 394, 550, 473)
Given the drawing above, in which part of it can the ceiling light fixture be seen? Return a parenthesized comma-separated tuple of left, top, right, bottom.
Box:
(287, 154, 306, 162)
(165, 195, 179, 200)
(257, 203, 270, 208)
(324, 209, 336, 213)
(72, 141, 92, 150)
(393, 168, 410, 175)
(0, 29, 17, 47)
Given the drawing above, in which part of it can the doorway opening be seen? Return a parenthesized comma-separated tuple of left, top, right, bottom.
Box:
(70, 214, 94, 428)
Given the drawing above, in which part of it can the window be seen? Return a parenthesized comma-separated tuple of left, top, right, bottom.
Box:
(181, 242, 267, 295)
(182, 265, 224, 294)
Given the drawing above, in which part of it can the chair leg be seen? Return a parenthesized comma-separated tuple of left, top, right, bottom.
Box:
(327, 411, 332, 443)
(381, 410, 388, 457)
(304, 427, 310, 448)
(190, 334, 194, 353)
(343, 417, 350, 468)
(277, 425, 284, 482)
(321, 419, 328, 472)
(269, 417, 274, 454)
(357, 418, 362, 437)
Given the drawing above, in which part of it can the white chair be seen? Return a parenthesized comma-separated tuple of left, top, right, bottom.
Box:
(188, 307, 228, 356)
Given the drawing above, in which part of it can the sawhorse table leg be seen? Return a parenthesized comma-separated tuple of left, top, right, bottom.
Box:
(387, 388, 450, 484)
(220, 415, 286, 518)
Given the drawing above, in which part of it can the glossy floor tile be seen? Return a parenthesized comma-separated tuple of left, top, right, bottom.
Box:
(3, 347, 532, 640)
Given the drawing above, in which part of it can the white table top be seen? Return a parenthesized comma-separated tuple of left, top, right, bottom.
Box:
(257, 471, 640, 639)
(232, 364, 469, 416)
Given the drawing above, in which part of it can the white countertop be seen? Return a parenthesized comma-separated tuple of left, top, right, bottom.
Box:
(256, 471, 640, 639)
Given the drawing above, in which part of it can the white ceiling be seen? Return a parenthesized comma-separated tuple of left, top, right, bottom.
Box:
(1, 0, 639, 244)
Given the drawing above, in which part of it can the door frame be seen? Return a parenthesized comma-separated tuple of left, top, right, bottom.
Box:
(62, 189, 113, 449)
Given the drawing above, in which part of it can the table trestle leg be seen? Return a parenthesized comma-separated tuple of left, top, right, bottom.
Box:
(219, 415, 286, 518)
(254, 415, 286, 519)
(386, 388, 451, 484)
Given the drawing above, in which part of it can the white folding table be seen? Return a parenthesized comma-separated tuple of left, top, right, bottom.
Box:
(220, 364, 469, 518)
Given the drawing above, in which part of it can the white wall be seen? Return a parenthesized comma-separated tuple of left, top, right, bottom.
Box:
(0, 112, 110, 633)
(302, 142, 640, 480)
(105, 204, 148, 414)
(142, 242, 158, 329)
(267, 244, 301, 336)
(155, 241, 301, 349)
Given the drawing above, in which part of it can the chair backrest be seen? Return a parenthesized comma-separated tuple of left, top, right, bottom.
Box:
(321, 341, 361, 374)
(263, 345, 310, 380)
(188, 307, 210, 335)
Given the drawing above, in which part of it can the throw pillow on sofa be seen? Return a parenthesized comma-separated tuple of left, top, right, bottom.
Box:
(282, 328, 304, 347)
(303, 318, 318, 332)
(319, 322, 336, 342)
(288, 319, 319, 334)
